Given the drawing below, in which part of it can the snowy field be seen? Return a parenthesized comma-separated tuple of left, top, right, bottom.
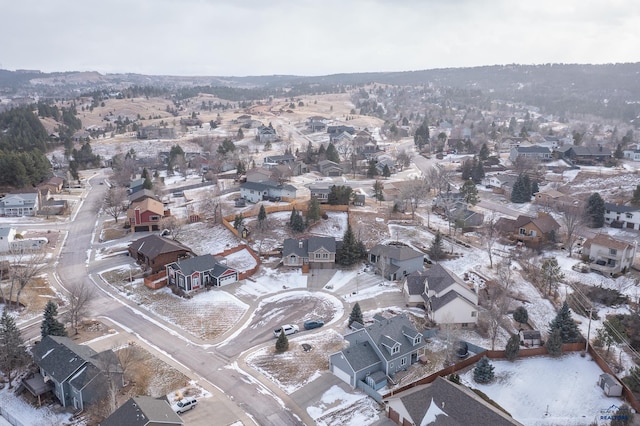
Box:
(307, 385, 381, 426)
(460, 353, 625, 426)
(233, 268, 308, 299)
(0, 387, 72, 426)
(308, 212, 348, 238)
(222, 247, 257, 272)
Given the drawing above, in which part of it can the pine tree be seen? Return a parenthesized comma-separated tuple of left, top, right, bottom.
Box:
(585, 192, 605, 228)
(141, 167, 149, 179)
(461, 159, 473, 180)
(505, 334, 520, 361)
(479, 143, 490, 161)
(546, 327, 563, 356)
(460, 180, 479, 205)
(338, 224, 358, 265)
(513, 306, 529, 328)
(614, 144, 624, 159)
(530, 180, 539, 196)
(257, 204, 267, 230)
(275, 331, 289, 352)
(548, 301, 580, 343)
(41, 301, 67, 339)
(367, 159, 378, 178)
(473, 356, 495, 383)
(233, 213, 244, 230)
(307, 197, 321, 223)
(0, 310, 30, 388)
(142, 176, 153, 190)
(326, 143, 340, 163)
(541, 257, 564, 296)
(429, 231, 445, 261)
(382, 164, 391, 178)
(348, 302, 363, 327)
(290, 210, 305, 233)
(471, 158, 485, 183)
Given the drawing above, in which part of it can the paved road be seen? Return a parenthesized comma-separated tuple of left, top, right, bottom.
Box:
(45, 170, 306, 425)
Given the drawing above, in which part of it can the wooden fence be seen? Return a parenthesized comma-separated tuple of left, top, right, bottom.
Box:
(143, 270, 167, 290)
(213, 243, 261, 280)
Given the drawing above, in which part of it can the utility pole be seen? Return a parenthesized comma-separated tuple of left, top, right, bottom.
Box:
(585, 306, 593, 353)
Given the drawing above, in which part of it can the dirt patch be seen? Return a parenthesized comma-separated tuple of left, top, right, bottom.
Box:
(100, 220, 129, 242)
(14, 276, 60, 319)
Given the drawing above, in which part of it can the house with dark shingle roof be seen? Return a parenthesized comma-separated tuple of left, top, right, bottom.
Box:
(403, 265, 478, 325)
(128, 235, 193, 273)
(509, 145, 552, 163)
(28, 336, 123, 412)
(604, 203, 640, 230)
(561, 145, 612, 163)
(99, 395, 184, 426)
(496, 212, 560, 248)
(166, 254, 238, 292)
(282, 237, 337, 268)
(329, 314, 427, 390)
(368, 244, 424, 280)
(384, 376, 523, 425)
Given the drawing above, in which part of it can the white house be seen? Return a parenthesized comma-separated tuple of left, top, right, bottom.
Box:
(0, 227, 16, 253)
(582, 233, 637, 276)
(0, 192, 40, 216)
(604, 203, 640, 230)
(239, 181, 297, 203)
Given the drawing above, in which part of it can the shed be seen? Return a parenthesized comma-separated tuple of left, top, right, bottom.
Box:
(520, 330, 541, 347)
(366, 370, 387, 391)
(598, 373, 623, 397)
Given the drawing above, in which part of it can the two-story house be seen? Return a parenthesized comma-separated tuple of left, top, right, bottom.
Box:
(329, 314, 427, 390)
(418, 264, 478, 326)
(604, 203, 640, 230)
(282, 237, 337, 269)
(582, 233, 637, 276)
(509, 145, 552, 163)
(496, 212, 560, 248)
(28, 336, 123, 412)
(126, 198, 167, 232)
(257, 124, 277, 143)
(0, 192, 40, 216)
(240, 180, 297, 203)
(166, 255, 238, 292)
(128, 235, 194, 273)
(368, 244, 424, 280)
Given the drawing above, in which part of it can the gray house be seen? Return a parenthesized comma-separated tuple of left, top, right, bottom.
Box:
(240, 180, 297, 203)
(166, 254, 239, 293)
(29, 335, 123, 411)
(282, 237, 337, 268)
(318, 160, 344, 177)
(509, 145, 552, 163)
(368, 244, 424, 280)
(329, 314, 427, 389)
(100, 395, 184, 426)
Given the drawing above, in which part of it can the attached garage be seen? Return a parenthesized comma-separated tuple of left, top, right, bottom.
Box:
(331, 363, 353, 386)
(216, 270, 238, 286)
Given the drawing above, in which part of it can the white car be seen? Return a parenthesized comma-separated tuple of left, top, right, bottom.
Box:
(172, 396, 197, 414)
(274, 324, 299, 338)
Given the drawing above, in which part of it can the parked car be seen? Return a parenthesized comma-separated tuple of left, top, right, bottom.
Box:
(172, 396, 197, 414)
(304, 320, 324, 330)
(274, 324, 299, 338)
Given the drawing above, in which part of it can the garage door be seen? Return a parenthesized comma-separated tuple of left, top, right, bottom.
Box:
(331, 365, 352, 386)
(219, 273, 237, 286)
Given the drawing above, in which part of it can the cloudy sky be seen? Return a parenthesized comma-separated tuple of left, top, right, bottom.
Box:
(1, 0, 638, 76)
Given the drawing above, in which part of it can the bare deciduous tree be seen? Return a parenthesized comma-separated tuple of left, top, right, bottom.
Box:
(560, 207, 584, 258)
(486, 258, 514, 350)
(396, 149, 411, 171)
(64, 283, 94, 335)
(482, 213, 499, 268)
(401, 177, 431, 220)
(159, 216, 186, 241)
(425, 165, 452, 196)
(7, 248, 47, 309)
(198, 187, 222, 226)
(104, 186, 128, 224)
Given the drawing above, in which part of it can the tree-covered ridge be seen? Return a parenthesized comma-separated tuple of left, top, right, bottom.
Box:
(0, 106, 49, 152)
(0, 150, 51, 187)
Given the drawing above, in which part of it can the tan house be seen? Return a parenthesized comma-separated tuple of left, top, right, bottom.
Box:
(282, 237, 337, 269)
(496, 211, 560, 248)
(533, 189, 581, 212)
(126, 198, 167, 232)
(582, 233, 637, 276)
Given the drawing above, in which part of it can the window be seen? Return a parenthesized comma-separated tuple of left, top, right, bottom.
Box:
(150, 215, 160, 221)
(461, 323, 468, 328)
(414, 336, 421, 345)
(401, 357, 406, 366)
(519, 228, 526, 235)
(392, 345, 399, 354)
(322, 253, 329, 259)
(626, 213, 633, 219)
(610, 248, 617, 255)
(471, 311, 477, 317)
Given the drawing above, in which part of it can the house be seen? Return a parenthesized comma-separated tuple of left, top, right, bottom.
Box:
(497, 212, 560, 248)
(582, 233, 637, 276)
(329, 314, 427, 389)
(127, 189, 158, 206)
(384, 376, 522, 426)
(257, 124, 277, 143)
(509, 145, 552, 163)
(368, 244, 424, 280)
(126, 198, 167, 232)
(128, 235, 193, 273)
(245, 168, 273, 183)
(307, 117, 327, 132)
(403, 264, 478, 326)
(100, 396, 184, 426)
(0, 192, 40, 216)
(0, 227, 16, 253)
(38, 176, 65, 194)
(560, 145, 612, 164)
(128, 178, 145, 195)
(239, 180, 297, 203)
(481, 173, 518, 196)
(623, 148, 640, 161)
(432, 193, 484, 228)
(28, 336, 123, 412)
(282, 237, 337, 269)
(604, 203, 640, 230)
(166, 255, 238, 292)
(534, 189, 581, 212)
(375, 158, 397, 175)
(263, 154, 296, 166)
(137, 126, 176, 139)
(318, 160, 344, 177)
(598, 373, 623, 397)
(327, 125, 356, 140)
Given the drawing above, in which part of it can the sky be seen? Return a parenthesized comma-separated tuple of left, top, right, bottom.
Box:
(1, 0, 639, 77)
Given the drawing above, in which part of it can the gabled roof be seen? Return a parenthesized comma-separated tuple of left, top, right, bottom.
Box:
(308, 236, 336, 253)
(584, 233, 635, 252)
(428, 289, 478, 312)
(33, 336, 99, 384)
(100, 396, 184, 426)
(129, 178, 145, 188)
(128, 189, 157, 204)
(129, 235, 192, 259)
(341, 329, 383, 371)
(605, 203, 640, 213)
(404, 271, 427, 295)
(283, 238, 308, 257)
(513, 145, 551, 154)
(130, 198, 164, 216)
(364, 314, 426, 362)
(385, 376, 522, 425)
(569, 145, 612, 156)
(241, 180, 296, 192)
(422, 264, 462, 294)
(513, 213, 560, 234)
(168, 254, 221, 275)
(369, 244, 423, 262)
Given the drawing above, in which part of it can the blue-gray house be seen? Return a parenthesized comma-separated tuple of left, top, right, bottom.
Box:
(368, 244, 424, 281)
(329, 314, 426, 390)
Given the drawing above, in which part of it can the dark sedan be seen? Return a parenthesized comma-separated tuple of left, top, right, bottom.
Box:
(303, 320, 324, 330)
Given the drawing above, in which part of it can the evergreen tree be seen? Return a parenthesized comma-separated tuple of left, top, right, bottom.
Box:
(505, 334, 520, 361)
(290, 210, 305, 233)
(530, 180, 539, 196)
(461, 159, 473, 181)
(511, 174, 531, 203)
(328, 185, 353, 205)
(307, 197, 321, 223)
(41, 301, 67, 339)
(513, 306, 529, 327)
(585, 192, 605, 228)
(473, 356, 495, 383)
(633, 185, 640, 205)
(614, 144, 624, 159)
(257, 204, 267, 230)
(142, 176, 153, 190)
(348, 302, 363, 327)
(448, 373, 461, 384)
(471, 158, 485, 183)
(546, 327, 563, 356)
(479, 143, 490, 161)
(541, 257, 564, 296)
(289, 207, 298, 225)
(233, 213, 244, 230)
(373, 180, 384, 202)
(141, 168, 149, 179)
(460, 180, 479, 205)
(413, 119, 430, 150)
(382, 164, 391, 178)
(366, 159, 378, 178)
(318, 143, 326, 155)
(236, 160, 246, 175)
(428, 231, 445, 261)
(275, 331, 289, 352)
(548, 301, 580, 343)
(0, 310, 30, 388)
(338, 224, 359, 266)
(326, 143, 340, 163)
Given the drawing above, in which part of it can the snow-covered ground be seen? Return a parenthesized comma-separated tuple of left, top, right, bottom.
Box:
(308, 212, 348, 239)
(233, 268, 308, 299)
(307, 385, 381, 426)
(460, 353, 625, 426)
(0, 387, 73, 426)
(222, 248, 257, 272)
